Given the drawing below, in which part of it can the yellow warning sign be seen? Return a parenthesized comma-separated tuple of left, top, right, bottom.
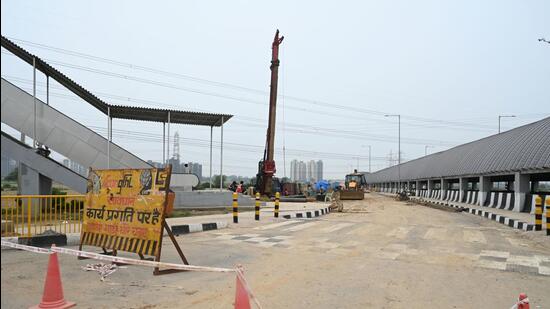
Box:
(80, 167, 171, 256)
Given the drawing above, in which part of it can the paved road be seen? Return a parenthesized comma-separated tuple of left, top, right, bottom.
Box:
(2, 194, 549, 308)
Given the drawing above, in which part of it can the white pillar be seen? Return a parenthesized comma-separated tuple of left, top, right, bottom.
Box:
(162, 122, 166, 165)
(459, 177, 468, 203)
(479, 176, 491, 206)
(428, 179, 434, 198)
(514, 172, 529, 212)
(209, 126, 213, 189)
(107, 107, 111, 168)
(220, 116, 224, 191)
(415, 180, 420, 196)
(440, 178, 447, 200)
(33, 57, 37, 149)
(167, 111, 171, 164)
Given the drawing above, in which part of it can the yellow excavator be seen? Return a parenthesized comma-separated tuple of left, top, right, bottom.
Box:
(340, 170, 367, 200)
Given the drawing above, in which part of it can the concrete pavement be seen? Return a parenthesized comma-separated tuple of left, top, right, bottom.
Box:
(2, 194, 549, 308)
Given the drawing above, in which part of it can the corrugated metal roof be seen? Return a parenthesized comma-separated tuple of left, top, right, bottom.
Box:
(109, 105, 231, 126)
(1, 36, 232, 127)
(368, 117, 550, 183)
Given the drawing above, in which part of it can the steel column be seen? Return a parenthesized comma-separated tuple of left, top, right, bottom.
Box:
(210, 125, 213, 189)
(33, 57, 37, 148)
(162, 122, 166, 165)
(220, 116, 224, 191)
(167, 111, 171, 164)
(107, 106, 111, 168)
(46, 76, 49, 105)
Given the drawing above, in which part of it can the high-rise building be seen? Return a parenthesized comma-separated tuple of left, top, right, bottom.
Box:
(290, 159, 322, 183)
(290, 159, 298, 182)
(298, 161, 307, 182)
(187, 162, 203, 179)
(307, 160, 317, 182)
(316, 160, 323, 181)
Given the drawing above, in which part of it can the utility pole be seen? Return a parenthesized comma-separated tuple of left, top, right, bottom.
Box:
(498, 115, 516, 133)
(368, 145, 371, 173)
(385, 114, 401, 192)
(361, 145, 372, 173)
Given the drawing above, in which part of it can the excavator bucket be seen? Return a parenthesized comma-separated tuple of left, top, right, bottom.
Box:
(340, 190, 365, 200)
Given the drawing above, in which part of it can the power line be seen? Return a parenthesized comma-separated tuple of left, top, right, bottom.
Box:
(6, 76, 463, 147)
(2, 39, 502, 131)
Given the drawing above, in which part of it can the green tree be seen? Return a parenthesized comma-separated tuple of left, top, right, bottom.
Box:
(211, 175, 227, 188)
(4, 169, 18, 181)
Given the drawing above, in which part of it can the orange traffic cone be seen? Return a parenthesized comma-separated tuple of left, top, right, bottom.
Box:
(234, 269, 251, 309)
(30, 245, 75, 309)
(517, 293, 529, 309)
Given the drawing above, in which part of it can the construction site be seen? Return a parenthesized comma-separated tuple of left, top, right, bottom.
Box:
(1, 2, 549, 308)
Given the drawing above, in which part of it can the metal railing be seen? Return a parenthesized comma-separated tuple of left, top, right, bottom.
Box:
(1, 195, 85, 237)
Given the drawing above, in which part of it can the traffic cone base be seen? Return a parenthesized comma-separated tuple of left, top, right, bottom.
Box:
(234, 273, 251, 309)
(30, 249, 75, 309)
(29, 299, 75, 309)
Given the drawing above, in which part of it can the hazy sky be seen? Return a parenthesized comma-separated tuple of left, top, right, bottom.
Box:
(1, 0, 549, 179)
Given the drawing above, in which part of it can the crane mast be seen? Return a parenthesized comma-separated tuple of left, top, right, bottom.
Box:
(257, 30, 284, 196)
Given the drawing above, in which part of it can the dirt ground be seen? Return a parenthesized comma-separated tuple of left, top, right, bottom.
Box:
(2, 193, 549, 308)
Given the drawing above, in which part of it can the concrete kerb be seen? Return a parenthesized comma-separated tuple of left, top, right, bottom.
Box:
(409, 196, 536, 232)
(281, 207, 331, 219)
(1, 221, 229, 250)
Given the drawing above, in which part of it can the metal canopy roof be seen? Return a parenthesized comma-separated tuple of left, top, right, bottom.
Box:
(1, 35, 232, 127)
(368, 117, 550, 183)
(109, 105, 230, 126)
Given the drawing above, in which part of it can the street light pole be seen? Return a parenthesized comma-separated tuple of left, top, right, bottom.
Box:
(385, 114, 401, 192)
(498, 115, 516, 133)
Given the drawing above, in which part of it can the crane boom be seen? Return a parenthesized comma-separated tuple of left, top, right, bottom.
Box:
(257, 30, 284, 196)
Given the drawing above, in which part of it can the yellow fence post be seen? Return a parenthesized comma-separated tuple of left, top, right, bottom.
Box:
(535, 196, 543, 231)
(1, 195, 86, 237)
(27, 197, 32, 237)
(233, 192, 239, 223)
(255, 192, 260, 221)
(274, 192, 280, 218)
(546, 196, 550, 236)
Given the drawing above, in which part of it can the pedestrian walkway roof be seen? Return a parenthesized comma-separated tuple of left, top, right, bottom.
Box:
(368, 117, 550, 183)
(1, 35, 232, 127)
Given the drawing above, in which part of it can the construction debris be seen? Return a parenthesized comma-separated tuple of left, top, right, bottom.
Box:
(82, 263, 124, 281)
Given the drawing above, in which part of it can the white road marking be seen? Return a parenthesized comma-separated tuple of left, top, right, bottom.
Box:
(423, 228, 447, 240)
(321, 223, 354, 233)
(475, 259, 507, 270)
(374, 251, 400, 260)
(386, 227, 413, 239)
(284, 222, 319, 232)
(271, 235, 293, 240)
(539, 266, 550, 276)
(507, 255, 539, 268)
(316, 242, 340, 249)
(245, 237, 270, 243)
(463, 230, 487, 244)
(215, 234, 237, 240)
(256, 242, 277, 248)
(241, 234, 261, 238)
(254, 220, 300, 230)
(480, 250, 510, 259)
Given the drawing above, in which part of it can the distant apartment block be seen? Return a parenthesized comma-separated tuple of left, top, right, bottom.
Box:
(290, 159, 323, 183)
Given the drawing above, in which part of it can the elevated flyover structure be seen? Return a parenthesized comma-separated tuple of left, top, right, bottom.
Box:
(1, 35, 232, 195)
(368, 117, 550, 213)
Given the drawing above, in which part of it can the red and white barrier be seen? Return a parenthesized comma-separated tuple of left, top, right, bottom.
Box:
(1, 240, 262, 308)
